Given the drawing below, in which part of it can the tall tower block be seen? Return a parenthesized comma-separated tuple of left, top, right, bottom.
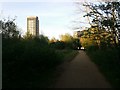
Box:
(27, 16, 39, 36)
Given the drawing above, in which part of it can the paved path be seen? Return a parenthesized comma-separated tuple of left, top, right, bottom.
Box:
(54, 50, 111, 88)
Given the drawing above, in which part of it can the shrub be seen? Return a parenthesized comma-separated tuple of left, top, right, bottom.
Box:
(2, 37, 62, 88)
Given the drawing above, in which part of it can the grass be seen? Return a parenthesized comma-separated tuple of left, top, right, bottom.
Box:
(86, 48, 120, 88)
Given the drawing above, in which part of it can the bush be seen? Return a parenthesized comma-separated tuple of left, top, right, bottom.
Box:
(50, 41, 65, 49)
(2, 37, 62, 88)
(86, 45, 99, 52)
(87, 48, 120, 88)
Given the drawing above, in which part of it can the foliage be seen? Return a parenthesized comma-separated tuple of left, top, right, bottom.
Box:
(60, 33, 73, 42)
(83, 1, 120, 46)
(50, 40, 65, 50)
(2, 34, 79, 88)
(87, 48, 120, 88)
(72, 38, 81, 49)
(77, 1, 120, 88)
(80, 26, 114, 50)
(1, 18, 20, 38)
(59, 33, 81, 49)
(2, 36, 64, 88)
(49, 37, 57, 43)
(2, 18, 79, 88)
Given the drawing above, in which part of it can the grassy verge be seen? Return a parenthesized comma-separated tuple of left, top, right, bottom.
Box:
(86, 49, 120, 88)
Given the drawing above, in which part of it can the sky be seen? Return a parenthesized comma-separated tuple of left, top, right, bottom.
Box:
(0, 0, 93, 39)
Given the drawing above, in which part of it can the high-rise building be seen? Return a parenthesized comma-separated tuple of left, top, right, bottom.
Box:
(27, 16, 39, 36)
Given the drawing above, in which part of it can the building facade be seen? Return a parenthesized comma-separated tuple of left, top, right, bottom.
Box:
(73, 31, 82, 38)
(27, 16, 39, 36)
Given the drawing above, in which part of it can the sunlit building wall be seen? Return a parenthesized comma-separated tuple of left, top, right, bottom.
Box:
(27, 16, 39, 36)
(73, 31, 82, 38)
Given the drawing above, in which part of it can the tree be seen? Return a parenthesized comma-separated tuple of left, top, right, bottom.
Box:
(49, 37, 57, 43)
(1, 17, 20, 38)
(83, 1, 120, 47)
(23, 32, 33, 39)
(60, 33, 73, 42)
(60, 33, 73, 48)
(72, 38, 82, 49)
(59, 33, 82, 49)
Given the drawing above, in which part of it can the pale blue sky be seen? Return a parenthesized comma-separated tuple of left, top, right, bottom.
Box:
(0, 0, 91, 39)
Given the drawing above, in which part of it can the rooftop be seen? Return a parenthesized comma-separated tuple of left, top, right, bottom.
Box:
(27, 16, 38, 18)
